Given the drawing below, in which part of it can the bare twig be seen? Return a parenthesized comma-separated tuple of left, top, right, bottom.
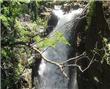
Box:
(32, 45, 69, 79)
(32, 45, 96, 76)
(64, 64, 83, 72)
(60, 52, 86, 64)
(64, 53, 95, 72)
(31, 44, 95, 78)
(41, 46, 53, 54)
(80, 53, 95, 72)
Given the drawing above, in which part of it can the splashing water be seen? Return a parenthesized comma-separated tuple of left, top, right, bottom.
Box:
(36, 7, 83, 89)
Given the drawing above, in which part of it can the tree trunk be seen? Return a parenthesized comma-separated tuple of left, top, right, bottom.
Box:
(77, 1, 110, 89)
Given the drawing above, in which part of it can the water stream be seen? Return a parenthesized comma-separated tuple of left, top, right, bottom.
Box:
(35, 7, 83, 89)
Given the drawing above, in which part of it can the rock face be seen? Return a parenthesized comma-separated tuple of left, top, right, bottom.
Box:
(33, 8, 83, 89)
(45, 12, 58, 36)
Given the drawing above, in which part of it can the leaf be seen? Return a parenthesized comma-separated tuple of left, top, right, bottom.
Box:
(54, 31, 70, 45)
(0, 0, 3, 3)
(34, 36, 42, 43)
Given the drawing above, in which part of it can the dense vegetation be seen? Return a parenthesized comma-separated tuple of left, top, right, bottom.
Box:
(1, 0, 110, 89)
(1, 1, 69, 89)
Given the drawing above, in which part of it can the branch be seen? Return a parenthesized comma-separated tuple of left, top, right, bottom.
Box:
(64, 54, 95, 72)
(31, 45, 95, 78)
(31, 45, 95, 77)
(31, 45, 69, 79)
(80, 53, 95, 72)
(60, 52, 86, 64)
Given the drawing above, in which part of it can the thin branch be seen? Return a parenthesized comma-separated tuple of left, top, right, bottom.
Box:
(41, 46, 52, 54)
(31, 45, 95, 77)
(31, 45, 69, 79)
(80, 54, 95, 72)
(64, 64, 83, 72)
(63, 54, 95, 72)
(31, 45, 95, 78)
(61, 52, 86, 64)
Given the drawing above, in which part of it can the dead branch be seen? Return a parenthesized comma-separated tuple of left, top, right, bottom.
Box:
(31, 45, 69, 79)
(80, 53, 95, 72)
(64, 53, 95, 72)
(31, 45, 96, 79)
(60, 52, 86, 64)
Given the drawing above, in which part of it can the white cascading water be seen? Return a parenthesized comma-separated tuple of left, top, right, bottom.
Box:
(37, 6, 83, 89)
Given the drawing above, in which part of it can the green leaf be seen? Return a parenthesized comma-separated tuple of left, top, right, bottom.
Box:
(34, 31, 70, 49)
(0, 0, 3, 3)
(34, 36, 42, 43)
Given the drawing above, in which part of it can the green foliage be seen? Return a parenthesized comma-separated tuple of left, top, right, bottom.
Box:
(15, 63, 24, 76)
(85, 0, 96, 31)
(1, 47, 18, 89)
(101, 38, 110, 65)
(54, 31, 70, 45)
(0, 0, 3, 3)
(0, 15, 10, 27)
(36, 17, 47, 27)
(34, 31, 70, 49)
(17, 0, 31, 3)
(1, 1, 70, 89)
(1, 1, 40, 89)
(9, 0, 31, 3)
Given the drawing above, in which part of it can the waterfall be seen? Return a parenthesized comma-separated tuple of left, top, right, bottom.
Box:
(34, 7, 83, 89)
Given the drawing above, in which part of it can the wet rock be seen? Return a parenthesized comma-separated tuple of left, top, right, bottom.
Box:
(45, 12, 58, 36)
(73, 3, 80, 10)
(62, 4, 71, 13)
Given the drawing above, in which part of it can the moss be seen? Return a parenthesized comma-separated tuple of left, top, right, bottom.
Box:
(86, 0, 96, 31)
